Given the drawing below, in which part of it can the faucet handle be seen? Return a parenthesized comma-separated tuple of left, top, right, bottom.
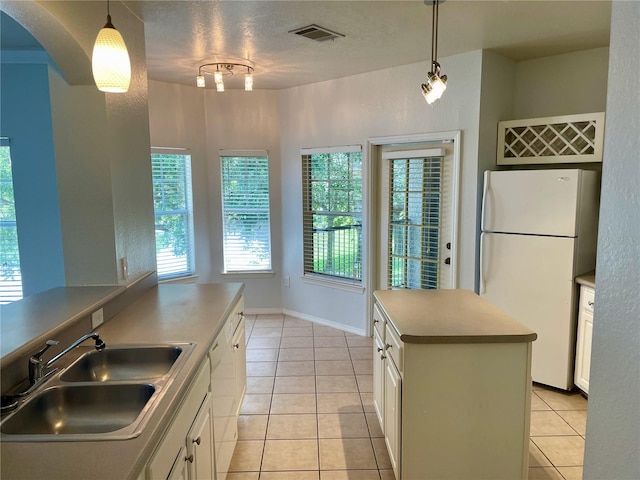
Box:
(31, 340, 59, 361)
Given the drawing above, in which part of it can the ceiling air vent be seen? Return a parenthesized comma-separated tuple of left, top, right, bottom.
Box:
(289, 24, 345, 42)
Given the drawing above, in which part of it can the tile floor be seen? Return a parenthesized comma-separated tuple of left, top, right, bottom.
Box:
(230, 313, 588, 480)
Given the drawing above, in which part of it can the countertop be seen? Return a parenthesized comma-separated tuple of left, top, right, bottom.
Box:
(576, 272, 596, 289)
(374, 289, 537, 344)
(0, 282, 244, 480)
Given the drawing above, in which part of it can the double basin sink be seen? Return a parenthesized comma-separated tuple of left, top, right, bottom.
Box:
(0, 343, 195, 441)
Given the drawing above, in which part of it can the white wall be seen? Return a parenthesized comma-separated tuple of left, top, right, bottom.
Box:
(278, 51, 484, 332)
(513, 47, 609, 119)
(148, 81, 283, 310)
(584, 2, 640, 478)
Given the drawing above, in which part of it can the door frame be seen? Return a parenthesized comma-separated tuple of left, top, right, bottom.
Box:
(365, 131, 461, 336)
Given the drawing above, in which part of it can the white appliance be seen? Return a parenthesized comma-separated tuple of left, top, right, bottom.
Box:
(480, 169, 599, 390)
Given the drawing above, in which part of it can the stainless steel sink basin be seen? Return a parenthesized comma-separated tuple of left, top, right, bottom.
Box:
(1, 384, 155, 438)
(60, 345, 183, 382)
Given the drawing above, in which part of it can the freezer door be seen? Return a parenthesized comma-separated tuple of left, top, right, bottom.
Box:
(482, 169, 582, 236)
(480, 232, 577, 390)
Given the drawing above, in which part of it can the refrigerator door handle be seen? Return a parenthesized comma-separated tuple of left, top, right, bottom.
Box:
(479, 232, 486, 294)
(481, 170, 489, 232)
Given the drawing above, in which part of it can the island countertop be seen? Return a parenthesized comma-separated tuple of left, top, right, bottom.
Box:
(373, 289, 537, 344)
(0, 282, 243, 480)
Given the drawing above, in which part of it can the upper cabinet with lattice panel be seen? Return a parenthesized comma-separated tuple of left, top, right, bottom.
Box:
(497, 112, 605, 165)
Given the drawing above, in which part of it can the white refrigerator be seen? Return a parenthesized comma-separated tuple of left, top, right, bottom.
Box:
(480, 169, 599, 390)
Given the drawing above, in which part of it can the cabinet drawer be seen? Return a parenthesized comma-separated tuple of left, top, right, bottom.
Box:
(581, 286, 595, 313)
(385, 323, 403, 374)
(373, 303, 386, 340)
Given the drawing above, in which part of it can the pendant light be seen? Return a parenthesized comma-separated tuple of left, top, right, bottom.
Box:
(196, 62, 255, 92)
(421, 0, 448, 104)
(92, 0, 131, 93)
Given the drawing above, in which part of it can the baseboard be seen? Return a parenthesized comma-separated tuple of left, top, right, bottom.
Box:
(244, 307, 284, 315)
(282, 308, 367, 337)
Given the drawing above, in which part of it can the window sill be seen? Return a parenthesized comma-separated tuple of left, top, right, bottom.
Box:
(158, 274, 199, 285)
(221, 270, 275, 279)
(302, 274, 365, 294)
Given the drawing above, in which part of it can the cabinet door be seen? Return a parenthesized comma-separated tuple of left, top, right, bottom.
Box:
(166, 447, 189, 480)
(575, 308, 594, 393)
(187, 394, 215, 480)
(232, 317, 247, 416)
(373, 328, 386, 431)
(384, 359, 401, 480)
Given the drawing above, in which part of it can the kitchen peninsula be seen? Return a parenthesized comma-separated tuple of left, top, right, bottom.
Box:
(372, 289, 537, 479)
(0, 281, 244, 480)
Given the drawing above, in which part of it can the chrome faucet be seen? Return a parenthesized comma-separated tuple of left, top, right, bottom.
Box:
(28, 332, 106, 386)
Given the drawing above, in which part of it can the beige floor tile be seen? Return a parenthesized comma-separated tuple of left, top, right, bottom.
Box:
(262, 439, 319, 471)
(535, 388, 588, 410)
(346, 336, 373, 348)
(261, 472, 319, 480)
(240, 394, 272, 415)
(238, 414, 269, 440)
(365, 412, 383, 438)
(246, 376, 275, 394)
(557, 410, 587, 436)
(315, 360, 354, 376)
(314, 336, 348, 348)
(315, 347, 351, 361)
(276, 360, 316, 377)
(360, 392, 376, 413)
(532, 436, 585, 466)
(270, 393, 317, 414)
(318, 413, 369, 438)
(317, 393, 364, 414)
(227, 473, 259, 480)
(314, 326, 346, 336)
(356, 375, 373, 393)
(247, 362, 277, 377)
(280, 336, 315, 348)
(246, 348, 279, 362)
(349, 347, 373, 360)
(316, 375, 359, 393)
(282, 327, 314, 337)
(372, 437, 392, 469)
(250, 327, 283, 338)
(527, 467, 565, 480)
(274, 375, 317, 394)
(320, 470, 381, 480)
(278, 348, 315, 361)
(319, 438, 378, 470)
(557, 466, 583, 480)
(255, 316, 285, 325)
(267, 414, 318, 439)
(284, 317, 313, 327)
(352, 360, 373, 375)
(247, 337, 281, 349)
(529, 440, 552, 467)
(531, 391, 552, 411)
(379, 470, 395, 480)
(530, 411, 579, 436)
(228, 440, 264, 472)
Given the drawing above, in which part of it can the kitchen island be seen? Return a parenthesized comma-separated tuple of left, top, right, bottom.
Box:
(0, 282, 244, 480)
(372, 289, 537, 480)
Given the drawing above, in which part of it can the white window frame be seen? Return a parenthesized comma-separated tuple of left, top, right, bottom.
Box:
(220, 149, 273, 274)
(301, 145, 364, 288)
(151, 147, 195, 280)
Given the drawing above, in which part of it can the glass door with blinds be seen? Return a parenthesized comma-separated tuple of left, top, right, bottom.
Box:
(378, 145, 456, 290)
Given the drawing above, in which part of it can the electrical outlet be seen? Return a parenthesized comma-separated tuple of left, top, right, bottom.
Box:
(283, 275, 290, 287)
(91, 308, 104, 329)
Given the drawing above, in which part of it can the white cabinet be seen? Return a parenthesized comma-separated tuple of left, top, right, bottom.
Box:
(232, 316, 247, 415)
(383, 352, 401, 479)
(147, 361, 213, 480)
(372, 304, 386, 428)
(575, 285, 595, 394)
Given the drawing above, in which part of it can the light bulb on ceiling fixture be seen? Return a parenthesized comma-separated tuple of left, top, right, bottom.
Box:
(92, 0, 131, 93)
(245, 71, 253, 91)
(421, 0, 448, 104)
(216, 81, 225, 92)
(196, 75, 205, 88)
(214, 70, 224, 84)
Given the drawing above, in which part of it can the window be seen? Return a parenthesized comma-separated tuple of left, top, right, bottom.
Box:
(220, 151, 272, 272)
(302, 146, 362, 282)
(0, 139, 23, 304)
(151, 149, 195, 279)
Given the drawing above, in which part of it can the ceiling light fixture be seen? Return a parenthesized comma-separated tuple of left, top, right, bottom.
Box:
(196, 63, 255, 92)
(421, 0, 448, 105)
(92, 0, 131, 93)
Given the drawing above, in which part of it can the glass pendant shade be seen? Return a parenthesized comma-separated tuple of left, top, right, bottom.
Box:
(422, 72, 447, 104)
(216, 81, 225, 92)
(196, 75, 205, 88)
(245, 72, 253, 91)
(92, 21, 131, 93)
(214, 71, 224, 84)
